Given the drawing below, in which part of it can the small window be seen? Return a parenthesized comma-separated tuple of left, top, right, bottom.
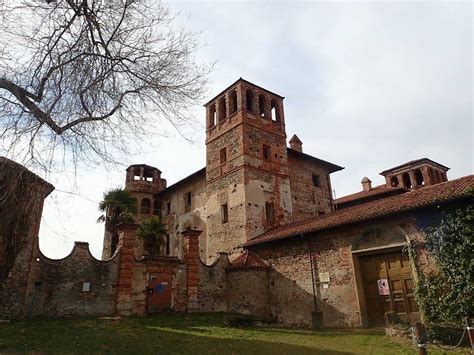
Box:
(265, 202, 275, 223)
(166, 201, 171, 215)
(153, 199, 160, 215)
(263, 144, 271, 161)
(312, 174, 321, 188)
(258, 94, 266, 117)
(270, 99, 280, 122)
(184, 192, 192, 212)
(390, 176, 399, 187)
(220, 147, 227, 164)
(209, 104, 216, 128)
(218, 97, 226, 122)
(221, 203, 229, 224)
(141, 198, 151, 214)
(246, 89, 254, 112)
(229, 90, 237, 114)
(414, 169, 424, 186)
(402, 173, 412, 189)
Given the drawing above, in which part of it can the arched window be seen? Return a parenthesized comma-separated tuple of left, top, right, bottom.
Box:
(246, 89, 254, 112)
(258, 94, 266, 118)
(414, 169, 424, 186)
(390, 176, 399, 187)
(141, 198, 151, 214)
(218, 97, 226, 122)
(229, 90, 237, 115)
(209, 104, 216, 128)
(402, 173, 412, 189)
(270, 100, 280, 122)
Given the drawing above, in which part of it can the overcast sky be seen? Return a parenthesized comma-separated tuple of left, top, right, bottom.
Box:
(37, 1, 473, 259)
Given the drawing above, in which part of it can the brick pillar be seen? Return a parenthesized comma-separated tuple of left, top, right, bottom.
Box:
(116, 223, 138, 316)
(183, 229, 202, 312)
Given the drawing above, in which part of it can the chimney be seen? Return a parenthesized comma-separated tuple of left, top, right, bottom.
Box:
(361, 177, 372, 191)
(289, 134, 303, 152)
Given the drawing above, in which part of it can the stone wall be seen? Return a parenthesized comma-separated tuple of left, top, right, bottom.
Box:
(24, 242, 119, 317)
(249, 215, 421, 327)
(287, 151, 334, 220)
(226, 269, 270, 318)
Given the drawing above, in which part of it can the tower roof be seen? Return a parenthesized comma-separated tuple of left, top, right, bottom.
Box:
(380, 158, 449, 176)
(204, 77, 284, 106)
(289, 134, 302, 144)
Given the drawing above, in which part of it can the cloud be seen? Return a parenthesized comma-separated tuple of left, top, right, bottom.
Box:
(38, 1, 472, 258)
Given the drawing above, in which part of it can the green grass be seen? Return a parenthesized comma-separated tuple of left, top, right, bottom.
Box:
(0, 313, 468, 354)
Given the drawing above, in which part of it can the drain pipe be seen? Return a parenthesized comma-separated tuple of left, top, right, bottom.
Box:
(306, 235, 317, 312)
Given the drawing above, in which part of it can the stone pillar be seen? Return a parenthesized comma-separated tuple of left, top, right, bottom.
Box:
(115, 223, 138, 316)
(408, 171, 417, 188)
(183, 229, 202, 312)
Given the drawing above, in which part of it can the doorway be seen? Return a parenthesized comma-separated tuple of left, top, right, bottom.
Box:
(358, 250, 419, 326)
(147, 273, 172, 313)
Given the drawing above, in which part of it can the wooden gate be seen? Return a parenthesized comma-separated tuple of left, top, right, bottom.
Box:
(147, 273, 172, 313)
(359, 250, 419, 326)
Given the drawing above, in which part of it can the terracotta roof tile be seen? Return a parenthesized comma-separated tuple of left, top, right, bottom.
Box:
(334, 185, 406, 205)
(227, 251, 269, 270)
(245, 175, 474, 247)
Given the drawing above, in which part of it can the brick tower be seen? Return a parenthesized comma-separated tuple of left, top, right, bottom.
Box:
(204, 79, 293, 258)
(101, 164, 166, 259)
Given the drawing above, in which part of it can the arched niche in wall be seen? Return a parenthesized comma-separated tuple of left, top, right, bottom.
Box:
(351, 226, 408, 253)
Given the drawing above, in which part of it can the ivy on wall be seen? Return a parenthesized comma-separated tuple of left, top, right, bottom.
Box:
(407, 190, 473, 325)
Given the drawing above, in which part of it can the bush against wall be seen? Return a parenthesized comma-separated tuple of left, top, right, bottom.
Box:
(412, 193, 473, 325)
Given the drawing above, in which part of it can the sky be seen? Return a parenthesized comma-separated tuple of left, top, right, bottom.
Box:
(37, 1, 473, 259)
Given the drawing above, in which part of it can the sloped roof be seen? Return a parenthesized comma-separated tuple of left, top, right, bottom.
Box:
(287, 148, 344, 173)
(334, 185, 406, 205)
(227, 251, 269, 270)
(380, 158, 449, 175)
(245, 174, 474, 247)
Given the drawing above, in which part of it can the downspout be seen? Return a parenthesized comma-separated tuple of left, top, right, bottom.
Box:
(305, 235, 317, 312)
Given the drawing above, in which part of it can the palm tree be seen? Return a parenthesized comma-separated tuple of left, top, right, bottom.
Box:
(98, 188, 137, 254)
(137, 216, 167, 255)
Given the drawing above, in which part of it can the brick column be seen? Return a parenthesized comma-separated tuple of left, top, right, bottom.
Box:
(116, 223, 138, 316)
(182, 229, 202, 312)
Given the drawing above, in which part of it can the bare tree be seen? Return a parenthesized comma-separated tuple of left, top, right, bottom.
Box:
(0, 0, 210, 169)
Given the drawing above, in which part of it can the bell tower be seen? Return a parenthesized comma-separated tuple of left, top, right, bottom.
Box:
(204, 79, 293, 258)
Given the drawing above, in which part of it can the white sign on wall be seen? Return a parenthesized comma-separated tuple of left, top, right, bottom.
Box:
(82, 282, 91, 292)
(377, 279, 390, 295)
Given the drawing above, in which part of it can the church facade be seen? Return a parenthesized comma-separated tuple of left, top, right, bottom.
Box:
(1, 79, 472, 328)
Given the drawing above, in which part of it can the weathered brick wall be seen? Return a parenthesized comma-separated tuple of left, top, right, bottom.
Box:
(226, 269, 270, 318)
(197, 254, 229, 312)
(250, 215, 421, 328)
(24, 242, 119, 317)
(287, 152, 334, 220)
(159, 172, 208, 260)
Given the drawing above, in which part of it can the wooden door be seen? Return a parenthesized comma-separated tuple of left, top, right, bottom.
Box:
(147, 273, 172, 313)
(359, 250, 419, 326)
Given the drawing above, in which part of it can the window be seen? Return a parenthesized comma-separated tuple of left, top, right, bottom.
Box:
(218, 97, 226, 122)
(141, 198, 151, 214)
(229, 90, 237, 114)
(265, 202, 275, 223)
(209, 104, 216, 127)
(166, 201, 171, 215)
(414, 169, 424, 186)
(153, 199, 160, 215)
(246, 89, 254, 112)
(184, 192, 192, 212)
(312, 174, 321, 188)
(402, 173, 412, 189)
(221, 203, 229, 224)
(270, 99, 280, 122)
(220, 147, 227, 164)
(263, 144, 271, 161)
(390, 176, 399, 187)
(258, 94, 266, 117)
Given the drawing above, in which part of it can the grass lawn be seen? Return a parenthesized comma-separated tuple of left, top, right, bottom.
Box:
(0, 313, 468, 354)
